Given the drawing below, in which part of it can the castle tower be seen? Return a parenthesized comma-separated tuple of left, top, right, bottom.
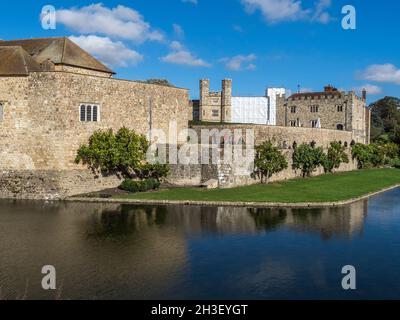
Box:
(221, 79, 232, 123)
(199, 79, 210, 121)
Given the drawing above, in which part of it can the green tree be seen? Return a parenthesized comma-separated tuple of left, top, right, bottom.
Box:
(322, 142, 350, 173)
(369, 97, 400, 142)
(145, 79, 175, 87)
(293, 143, 325, 178)
(253, 141, 288, 184)
(389, 126, 400, 145)
(75, 127, 150, 178)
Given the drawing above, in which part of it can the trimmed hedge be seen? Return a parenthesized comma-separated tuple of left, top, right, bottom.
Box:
(119, 179, 161, 193)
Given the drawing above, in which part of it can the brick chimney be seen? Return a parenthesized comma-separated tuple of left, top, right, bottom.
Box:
(324, 85, 338, 93)
(362, 88, 367, 102)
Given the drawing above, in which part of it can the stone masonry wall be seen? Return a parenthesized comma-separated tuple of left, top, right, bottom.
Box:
(0, 71, 189, 199)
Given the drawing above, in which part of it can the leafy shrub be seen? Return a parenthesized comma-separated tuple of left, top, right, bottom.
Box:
(292, 143, 325, 178)
(253, 141, 288, 184)
(75, 127, 149, 178)
(120, 179, 161, 193)
(322, 141, 349, 173)
(138, 162, 170, 181)
(389, 158, 400, 169)
(351, 142, 397, 169)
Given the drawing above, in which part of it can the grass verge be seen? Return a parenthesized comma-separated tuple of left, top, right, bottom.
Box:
(113, 168, 400, 204)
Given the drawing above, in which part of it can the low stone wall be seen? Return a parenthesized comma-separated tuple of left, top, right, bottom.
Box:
(166, 145, 358, 189)
(0, 170, 122, 200)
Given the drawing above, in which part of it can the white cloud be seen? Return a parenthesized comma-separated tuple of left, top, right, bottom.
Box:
(161, 41, 210, 67)
(354, 84, 383, 95)
(173, 24, 185, 38)
(69, 35, 143, 67)
(241, 0, 333, 24)
(359, 64, 400, 85)
(181, 0, 198, 4)
(220, 54, 257, 71)
(312, 0, 333, 24)
(57, 4, 164, 43)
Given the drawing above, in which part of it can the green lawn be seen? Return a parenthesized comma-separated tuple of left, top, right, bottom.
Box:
(114, 168, 400, 203)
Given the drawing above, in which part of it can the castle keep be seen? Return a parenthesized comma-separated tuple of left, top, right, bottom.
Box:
(0, 38, 189, 199)
(0, 38, 371, 199)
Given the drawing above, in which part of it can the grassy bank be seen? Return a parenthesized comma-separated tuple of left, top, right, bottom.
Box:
(113, 168, 400, 204)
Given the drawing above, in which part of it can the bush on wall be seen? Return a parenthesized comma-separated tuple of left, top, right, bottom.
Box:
(292, 143, 325, 178)
(253, 141, 288, 184)
(322, 142, 349, 173)
(75, 127, 169, 183)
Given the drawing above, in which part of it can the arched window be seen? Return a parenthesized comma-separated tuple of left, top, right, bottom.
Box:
(337, 124, 344, 131)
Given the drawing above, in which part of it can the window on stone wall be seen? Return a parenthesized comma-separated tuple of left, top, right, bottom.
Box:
(310, 105, 319, 113)
(337, 124, 344, 131)
(0, 102, 3, 122)
(311, 120, 318, 128)
(290, 106, 297, 113)
(337, 104, 343, 112)
(289, 120, 297, 127)
(80, 104, 100, 122)
(212, 110, 219, 117)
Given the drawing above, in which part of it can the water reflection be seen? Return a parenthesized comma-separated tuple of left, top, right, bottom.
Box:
(0, 196, 377, 300)
(82, 201, 368, 240)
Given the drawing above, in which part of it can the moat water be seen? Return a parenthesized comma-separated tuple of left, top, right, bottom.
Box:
(0, 188, 400, 300)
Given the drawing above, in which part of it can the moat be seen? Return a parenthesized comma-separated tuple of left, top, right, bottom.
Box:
(0, 188, 400, 300)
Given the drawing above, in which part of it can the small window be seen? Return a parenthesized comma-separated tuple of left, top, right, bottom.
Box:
(289, 120, 297, 127)
(311, 120, 318, 128)
(93, 105, 98, 122)
(337, 124, 344, 131)
(310, 105, 319, 113)
(80, 104, 100, 122)
(0, 102, 4, 122)
(290, 106, 297, 113)
(80, 105, 86, 121)
(337, 104, 343, 112)
(212, 110, 219, 117)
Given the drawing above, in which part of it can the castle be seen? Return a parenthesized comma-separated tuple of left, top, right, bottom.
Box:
(193, 79, 370, 145)
(0, 37, 371, 199)
(0, 38, 189, 199)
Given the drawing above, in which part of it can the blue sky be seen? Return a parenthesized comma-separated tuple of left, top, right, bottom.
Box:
(1, 0, 399, 102)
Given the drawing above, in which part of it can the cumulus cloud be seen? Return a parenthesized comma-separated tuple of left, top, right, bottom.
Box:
(69, 35, 143, 67)
(358, 64, 400, 85)
(354, 84, 383, 95)
(57, 4, 164, 43)
(161, 41, 210, 67)
(241, 0, 333, 24)
(173, 24, 185, 38)
(220, 54, 257, 71)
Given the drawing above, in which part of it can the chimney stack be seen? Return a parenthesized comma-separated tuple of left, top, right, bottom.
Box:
(362, 88, 367, 102)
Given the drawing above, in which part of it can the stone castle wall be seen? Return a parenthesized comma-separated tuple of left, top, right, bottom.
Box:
(167, 124, 358, 189)
(0, 71, 189, 199)
(276, 92, 369, 144)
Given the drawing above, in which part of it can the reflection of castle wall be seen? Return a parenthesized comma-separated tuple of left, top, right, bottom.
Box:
(283, 200, 368, 239)
(164, 201, 367, 239)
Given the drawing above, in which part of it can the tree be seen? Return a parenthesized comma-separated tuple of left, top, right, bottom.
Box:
(145, 79, 175, 87)
(351, 143, 386, 169)
(322, 141, 350, 173)
(292, 143, 325, 178)
(389, 126, 400, 145)
(75, 127, 159, 179)
(369, 97, 400, 142)
(253, 141, 288, 184)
